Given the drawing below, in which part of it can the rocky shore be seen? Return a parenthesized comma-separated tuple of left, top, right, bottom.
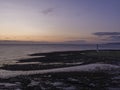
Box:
(0, 50, 120, 90)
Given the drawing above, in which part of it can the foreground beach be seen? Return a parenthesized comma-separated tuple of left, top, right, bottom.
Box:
(0, 50, 120, 90)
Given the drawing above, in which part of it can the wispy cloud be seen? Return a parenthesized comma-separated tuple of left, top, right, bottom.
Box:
(109, 36, 120, 41)
(93, 32, 120, 36)
(42, 8, 55, 15)
(63, 40, 87, 44)
(93, 32, 120, 42)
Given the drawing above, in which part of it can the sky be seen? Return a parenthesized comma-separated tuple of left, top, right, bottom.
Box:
(0, 0, 120, 43)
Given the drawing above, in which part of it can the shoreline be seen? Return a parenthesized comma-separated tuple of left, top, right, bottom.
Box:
(0, 50, 120, 71)
(0, 50, 120, 89)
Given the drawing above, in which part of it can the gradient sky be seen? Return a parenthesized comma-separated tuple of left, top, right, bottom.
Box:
(0, 0, 120, 43)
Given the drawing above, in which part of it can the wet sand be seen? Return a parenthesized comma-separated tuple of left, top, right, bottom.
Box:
(0, 50, 120, 90)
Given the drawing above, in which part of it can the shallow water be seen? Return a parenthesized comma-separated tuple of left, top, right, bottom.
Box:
(0, 44, 119, 65)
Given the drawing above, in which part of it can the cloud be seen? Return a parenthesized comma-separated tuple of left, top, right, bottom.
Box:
(109, 36, 120, 41)
(42, 8, 54, 15)
(93, 32, 120, 42)
(63, 40, 87, 44)
(0, 40, 88, 44)
(93, 32, 120, 36)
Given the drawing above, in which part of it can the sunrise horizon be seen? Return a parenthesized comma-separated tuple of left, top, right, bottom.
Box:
(0, 0, 120, 43)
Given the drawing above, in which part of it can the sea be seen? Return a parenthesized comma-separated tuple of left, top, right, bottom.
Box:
(0, 44, 120, 65)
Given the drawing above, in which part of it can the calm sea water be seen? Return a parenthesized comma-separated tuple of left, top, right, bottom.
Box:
(0, 44, 119, 64)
